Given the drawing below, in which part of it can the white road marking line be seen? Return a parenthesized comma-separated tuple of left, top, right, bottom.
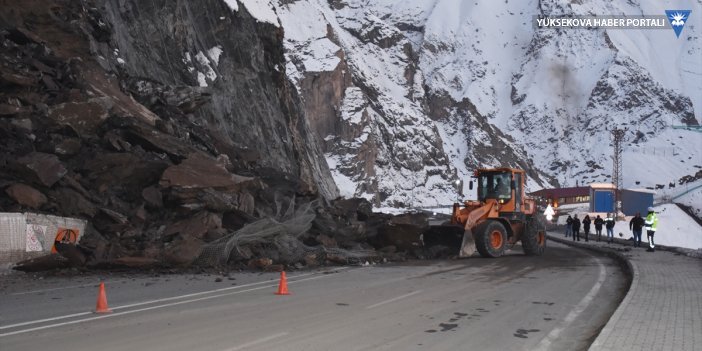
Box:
(10, 279, 130, 295)
(0, 274, 334, 337)
(365, 290, 423, 310)
(0, 274, 298, 331)
(111, 273, 315, 310)
(225, 332, 290, 351)
(0, 268, 349, 333)
(533, 257, 607, 351)
(0, 312, 93, 330)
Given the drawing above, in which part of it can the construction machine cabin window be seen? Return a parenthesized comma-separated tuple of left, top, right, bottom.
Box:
(478, 172, 512, 201)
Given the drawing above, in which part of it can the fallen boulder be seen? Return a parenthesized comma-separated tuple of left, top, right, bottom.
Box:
(163, 236, 204, 267)
(371, 212, 429, 252)
(82, 152, 168, 191)
(15, 152, 67, 187)
(54, 242, 88, 266)
(5, 183, 47, 209)
(160, 153, 254, 190)
(51, 187, 98, 217)
(163, 211, 222, 241)
(13, 254, 70, 272)
(48, 98, 111, 135)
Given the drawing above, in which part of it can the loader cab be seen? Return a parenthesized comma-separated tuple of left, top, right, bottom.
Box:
(477, 171, 512, 202)
(476, 169, 524, 211)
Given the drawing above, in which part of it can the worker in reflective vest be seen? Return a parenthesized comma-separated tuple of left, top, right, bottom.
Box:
(604, 213, 616, 244)
(644, 207, 659, 252)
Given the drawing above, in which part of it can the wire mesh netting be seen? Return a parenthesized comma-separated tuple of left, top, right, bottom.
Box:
(195, 195, 377, 267)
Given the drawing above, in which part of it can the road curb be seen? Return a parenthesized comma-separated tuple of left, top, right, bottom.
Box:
(546, 233, 638, 351)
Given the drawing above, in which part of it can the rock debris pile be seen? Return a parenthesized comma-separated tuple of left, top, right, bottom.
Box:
(0, 1, 431, 272)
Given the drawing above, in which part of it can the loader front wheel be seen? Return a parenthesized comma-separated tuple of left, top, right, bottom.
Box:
(522, 215, 546, 256)
(475, 221, 507, 258)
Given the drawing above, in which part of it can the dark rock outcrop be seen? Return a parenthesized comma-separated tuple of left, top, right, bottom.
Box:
(99, 0, 338, 200)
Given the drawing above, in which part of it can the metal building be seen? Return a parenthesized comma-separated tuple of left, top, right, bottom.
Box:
(589, 183, 616, 213)
(621, 189, 655, 216)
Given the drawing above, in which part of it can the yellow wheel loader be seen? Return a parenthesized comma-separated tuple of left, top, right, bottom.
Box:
(424, 168, 546, 258)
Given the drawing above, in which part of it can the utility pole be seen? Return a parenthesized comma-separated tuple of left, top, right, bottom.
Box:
(612, 128, 626, 215)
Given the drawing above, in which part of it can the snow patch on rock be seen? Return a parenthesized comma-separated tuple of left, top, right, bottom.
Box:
(240, 0, 279, 27)
(223, 0, 238, 12)
(208, 46, 223, 66)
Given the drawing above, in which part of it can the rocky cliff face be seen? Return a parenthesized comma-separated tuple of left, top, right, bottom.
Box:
(278, 0, 459, 207)
(0, 0, 347, 267)
(275, 0, 700, 204)
(99, 0, 337, 199)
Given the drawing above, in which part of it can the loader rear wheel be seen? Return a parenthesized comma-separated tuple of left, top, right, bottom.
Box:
(523, 215, 546, 256)
(475, 221, 507, 258)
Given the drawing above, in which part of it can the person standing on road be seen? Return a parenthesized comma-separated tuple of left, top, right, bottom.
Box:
(594, 215, 604, 242)
(565, 215, 573, 238)
(582, 215, 591, 242)
(629, 212, 645, 248)
(645, 207, 659, 252)
(604, 213, 616, 244)
(572, 214, 581, 242)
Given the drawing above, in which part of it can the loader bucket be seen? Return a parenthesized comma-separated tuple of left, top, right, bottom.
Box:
(422, 225, 464, 257)
(458, 229, 476, 258)
(423, 225, 476, 258)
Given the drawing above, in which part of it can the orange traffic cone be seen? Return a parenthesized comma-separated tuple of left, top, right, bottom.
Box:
(275, 271, 290, 295)
(95, 282, 113, 313)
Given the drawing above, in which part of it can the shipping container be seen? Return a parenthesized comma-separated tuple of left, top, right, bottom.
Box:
(621, 189, 655, 216)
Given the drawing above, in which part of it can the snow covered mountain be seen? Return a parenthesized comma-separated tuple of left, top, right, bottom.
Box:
(235, 0, 702, 207)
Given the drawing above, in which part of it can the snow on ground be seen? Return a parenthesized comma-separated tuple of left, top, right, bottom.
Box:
(555, 202, 701, 250)
(374, 206, 454, 216)
(654, 203, 702, 250)
(666, 181, 702, 219)
(622, 129, 702, 190)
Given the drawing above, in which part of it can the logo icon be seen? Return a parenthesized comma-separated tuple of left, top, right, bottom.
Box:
(665, 10, 691, 38)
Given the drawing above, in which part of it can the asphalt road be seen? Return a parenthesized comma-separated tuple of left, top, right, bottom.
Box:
(0, 241, 627, 351)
